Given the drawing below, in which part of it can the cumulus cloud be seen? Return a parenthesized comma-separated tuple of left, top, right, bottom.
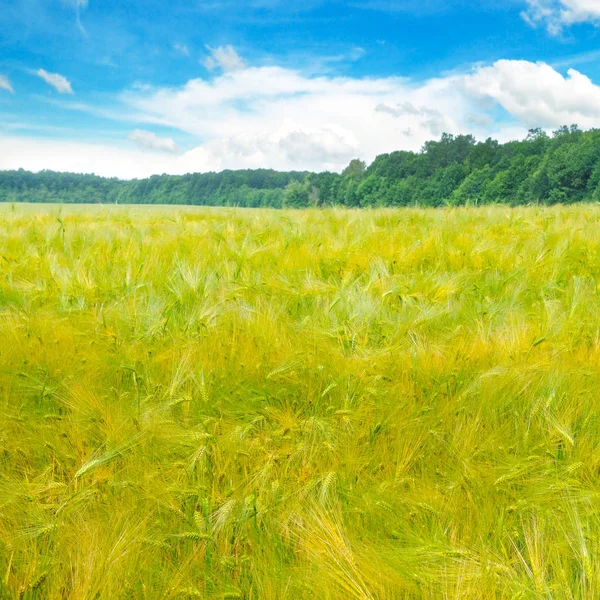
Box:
(203, 45, 245, 72)
(375, 102, 447, 136)
(465, 112, 495, 128)
(35, 69, 74, 94)
(128, 129, 180, 154)
(0, 75, 13, 93)
(11, 57, 600, 177)
(522, 0, 600, 34)
(463, 59, 600, 128)
(278, 128, 358, 164)
(375, 102, 436, 117)
(118, 64, 475, 172)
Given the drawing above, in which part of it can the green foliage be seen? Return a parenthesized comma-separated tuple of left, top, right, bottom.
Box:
(341, 158, 366, 179)
(0, 168, 304, 208)
(450, 165, 493, 205)
(4, 126, 600, 207)
(283, 180, 310, 208)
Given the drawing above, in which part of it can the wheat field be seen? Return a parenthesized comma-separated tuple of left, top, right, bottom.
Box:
(2, 203, 600, 599)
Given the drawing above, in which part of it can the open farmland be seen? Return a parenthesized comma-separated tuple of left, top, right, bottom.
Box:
(2, 204, 600, 598)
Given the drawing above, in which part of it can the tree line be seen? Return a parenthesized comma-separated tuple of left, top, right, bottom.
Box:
(1, 125, 599, 208)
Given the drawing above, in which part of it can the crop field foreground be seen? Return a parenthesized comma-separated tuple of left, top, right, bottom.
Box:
(3, 204, 600, 599)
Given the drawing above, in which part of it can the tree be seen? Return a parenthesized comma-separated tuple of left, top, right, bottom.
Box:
(283, 180, 310, 209)
(342, 159, 366, 179)
(526, 128, 548, 142)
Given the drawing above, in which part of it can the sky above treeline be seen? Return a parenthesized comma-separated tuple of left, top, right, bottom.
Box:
(1, 0, 600, 179)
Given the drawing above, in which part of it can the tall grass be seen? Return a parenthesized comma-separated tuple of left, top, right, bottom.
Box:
(2, 203, 600, 598)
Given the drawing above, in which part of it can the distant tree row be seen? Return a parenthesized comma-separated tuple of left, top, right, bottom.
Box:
(2, 125, 600, 208)
(0, 168, 307, 208)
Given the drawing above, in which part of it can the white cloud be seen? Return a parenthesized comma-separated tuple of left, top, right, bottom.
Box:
(463, 59, 600, 128)
(522, 0, 600, 33)
(128, 129, 180, 154)
(117, 64, 478, 172)
(0, 136, 192, 179)
(65, 0, 89, 34)
(0, 75, 13, 93)
(174, 43, 190, 56)
(277, 128, 358, 164)
(35, 69, 74, 94)
(10, 57, 600, 178)
(202, 45, 245, 72)
(375, 102, 446, 135)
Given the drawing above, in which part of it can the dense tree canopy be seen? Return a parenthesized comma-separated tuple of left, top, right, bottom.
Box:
(2, 126, 600, 207)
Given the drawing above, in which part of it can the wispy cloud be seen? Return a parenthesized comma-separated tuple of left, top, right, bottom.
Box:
(0, 116, 84, 135)
(317, 46, 366, 69)
(352, 0, 515, 15)
(193, 0, 327, 14)
(522, 0, 600, 34)
(68, 0, 89, 34)
(128, 129, 180, 154)
(35, 69, 74, 94)
(352, 0, 452, 14)
(0, 75, 13, 93)
(174, 43, 190, 56)
(203, 45, 245, 72)
(551, 49, 600, 69)
(35, 96, 140, 124)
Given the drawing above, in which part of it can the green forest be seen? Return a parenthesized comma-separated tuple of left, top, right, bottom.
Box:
(1, 125, 598, 207)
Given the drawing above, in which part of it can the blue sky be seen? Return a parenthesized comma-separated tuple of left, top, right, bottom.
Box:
(1, 0, 600, 177)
